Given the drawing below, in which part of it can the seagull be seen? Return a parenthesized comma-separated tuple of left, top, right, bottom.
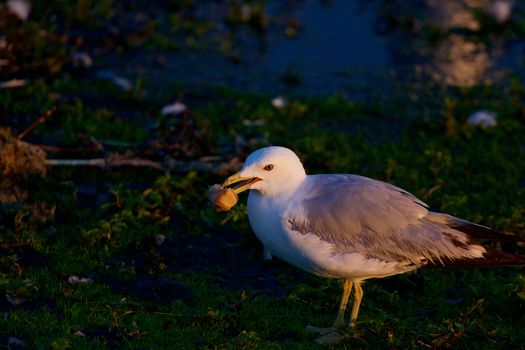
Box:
(220, 146, 524, 337)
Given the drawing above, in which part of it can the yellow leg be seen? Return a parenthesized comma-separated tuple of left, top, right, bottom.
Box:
(349, 281, 363, 328)
(332, 279, 353, 329)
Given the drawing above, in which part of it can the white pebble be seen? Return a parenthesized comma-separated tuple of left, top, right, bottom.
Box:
(96, 71, 133, 92)
(467, 110, 497, 128)
(155, 234, 166, 245)
(6, 296, 24, 306)
(7, 336, 24, 348)
(491, 0, 512, 23)
(271, 96, 288, 108)
(263, 246, 273, 261)
(71, 52, 93, 68)
(242, 119, 265, 126)
(0, 79, 27, 89)
(68, 275, 93, 284)
(7, 0, 31, 21)
(161, 101, 187, 115)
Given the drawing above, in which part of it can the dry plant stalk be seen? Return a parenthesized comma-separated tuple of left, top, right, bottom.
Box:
(45, 157, 164, 170)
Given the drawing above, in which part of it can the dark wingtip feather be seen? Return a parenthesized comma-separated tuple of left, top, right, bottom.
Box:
(448, 220, 522, 242)
(424, 247, 525, 269)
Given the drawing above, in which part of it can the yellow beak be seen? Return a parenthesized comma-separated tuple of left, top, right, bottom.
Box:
(222, 172, 261, 194)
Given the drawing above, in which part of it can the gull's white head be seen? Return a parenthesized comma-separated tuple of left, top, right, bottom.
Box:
(222, 146, 307, 197)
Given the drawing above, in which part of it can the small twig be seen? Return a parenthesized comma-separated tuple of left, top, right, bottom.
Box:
(45, 159, 106, 166)
(0, 242, 30, 250)
(45, 157, 164, 170)
(33, 137, 103, 154)
(45, 155, 240, 174)
(150, 311, 204, 318)
(110, 158, 164, 170)
(0, 79, 27, 89)
(416, 340, 434, 349)
(34, 144, 102, 154)
(35, 139, 138, 154)
(102, 139, 139, 148)
(18, 106, 57, 140)
(426, 184, 442, 197)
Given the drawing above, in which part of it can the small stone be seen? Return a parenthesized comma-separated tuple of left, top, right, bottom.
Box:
(491, 0, 512, 23)
(7, 0, 31, 21)
(467, 110, 497, 128)
(155, 234, 166, 246)
(263, 246, 273, 261)
(68, 275, 93, 284)
(242, 119, 265, 127)
(7, 336, 24, 349)
(96, 71, 133, 92)
(71, 52, 93, 68)
(6, 296, 25, 306)
(112, 77, 133, 92)
(0, 79, 28, 89)
(161, 101, 187, 115)
(271, 96, 288, 108)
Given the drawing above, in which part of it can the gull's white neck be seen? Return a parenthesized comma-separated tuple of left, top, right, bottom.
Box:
(246, 174, 310, 271)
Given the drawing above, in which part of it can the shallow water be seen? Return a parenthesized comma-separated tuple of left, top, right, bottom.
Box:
(103, 0, 525, 96)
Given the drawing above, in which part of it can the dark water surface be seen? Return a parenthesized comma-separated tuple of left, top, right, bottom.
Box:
(102, 0, 525, 96)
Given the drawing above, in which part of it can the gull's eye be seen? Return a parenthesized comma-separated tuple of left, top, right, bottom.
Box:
(263, 164, 274, 171)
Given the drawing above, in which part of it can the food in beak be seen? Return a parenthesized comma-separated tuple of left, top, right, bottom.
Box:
(209, 184, 239, 212)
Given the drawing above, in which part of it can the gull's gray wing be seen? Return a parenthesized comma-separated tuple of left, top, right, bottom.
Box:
(286, 174, 486, 265)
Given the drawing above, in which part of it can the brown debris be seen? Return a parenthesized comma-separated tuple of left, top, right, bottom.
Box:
(0, 127, 47, 205)
(0, 127, 46, 179)
(0, 128, 55, 230)
(28, 202, 56, 225)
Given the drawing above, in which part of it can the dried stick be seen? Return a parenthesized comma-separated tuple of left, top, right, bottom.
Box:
(45, 157, 164, 170)
(0, 242, 29, 250)
(18, 106, 57, 140)
(35, 144, 102, 154)
(44, 156, 241, 175)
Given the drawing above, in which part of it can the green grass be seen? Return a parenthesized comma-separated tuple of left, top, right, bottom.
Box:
(1, 1, 525, 349)
(2, 81, 525, 348)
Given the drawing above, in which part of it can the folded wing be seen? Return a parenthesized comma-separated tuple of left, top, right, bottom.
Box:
(287, 174, 524, 267)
